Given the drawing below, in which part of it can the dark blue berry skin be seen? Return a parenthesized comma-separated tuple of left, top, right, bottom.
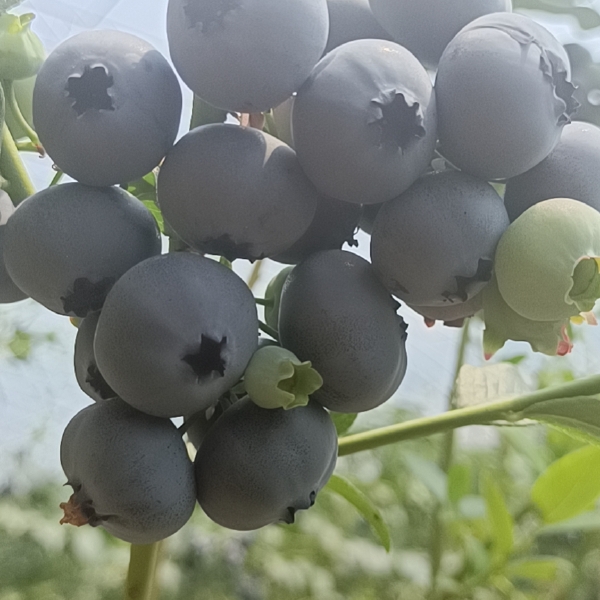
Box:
(74, 311, 116, 402)
(370, 171, 509, 307)
(504, 121, 600, 221)
(94, 252, 259, 418)
(33, 30, 182, 187)
(2, 183, 161, 318)
(279, 250, 408, 413)
(60, 398, 196, 544)
(195, 396, 338, 531)
(157, 124, 319, 262)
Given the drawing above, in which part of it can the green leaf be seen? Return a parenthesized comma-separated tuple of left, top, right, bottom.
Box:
(190, 95, 228, 129)
(8, 329, 30, 360)
(325, 474, 391, 552)
(141, 200, 164, 234)
(126, 173, 156, 203)
(330, 412, 357, 437)
(523, 396, 600, 446)
(482, 473, 514, 564)
(532, 445, 600, 523)
(448, 463, 471, 505)
(505, 556, 573, 583)
(403, 453, 447, 503)
(454, 363, 532, 409)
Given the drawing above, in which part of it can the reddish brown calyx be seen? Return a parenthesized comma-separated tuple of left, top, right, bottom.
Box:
(59, 494, 90, 527)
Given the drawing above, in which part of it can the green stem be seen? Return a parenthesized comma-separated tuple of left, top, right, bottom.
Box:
(0, 123, 35, 203)
(247, 259, 263, 291)
(49, 169, 63, 186)
(2, 80, 42, 152)
(337, 373, 600, 457)
(429, 321, 471, 597)
(258, 320, 279, 341)
(254, 297, 272, 307)
(124, 543, 161, 600)
(15, 141, 38, 152)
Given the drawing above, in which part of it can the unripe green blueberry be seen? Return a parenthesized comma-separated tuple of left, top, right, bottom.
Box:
(495, 198, 600, 322)
(244, 345, 323, 410)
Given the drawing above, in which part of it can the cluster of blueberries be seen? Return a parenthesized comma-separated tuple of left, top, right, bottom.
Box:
(1, 0, 600, 544)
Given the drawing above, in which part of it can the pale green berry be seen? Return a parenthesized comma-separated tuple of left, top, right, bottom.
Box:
(495, 198, 600, 322)
(244, 345, 323, 410)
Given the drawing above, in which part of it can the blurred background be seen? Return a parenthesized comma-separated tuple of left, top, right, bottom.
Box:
(3, 1, 600, 598)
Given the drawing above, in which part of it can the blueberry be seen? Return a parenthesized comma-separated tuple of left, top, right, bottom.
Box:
(33, 30, 182, 187)
(279, 250, 408, 413)
(504, 121, 600, 221)
(60, 398, 196, 544)
(94, 252, 259, 418)
(293, 39, 437, 204)
(325, 0, 391, 54)
(370, 171, 509, 306)
(2, 183, 161, 317)
(369, 0, 511, 68)
(73, 311, 116, 402)
(270, 195, 361, 265)
(166, 0, 329, 113)
(0, 191, 27, 305)
(436, 12, 578, 180)
(495, 198, 600, 321)
(157, 124, 319, 262)
(195, 396, 337, 530)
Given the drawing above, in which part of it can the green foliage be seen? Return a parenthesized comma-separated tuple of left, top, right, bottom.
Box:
(523, 395, 600, 445)
(325, 474, 391, 552)
(532, 444, 600, 523)
(331, 412, 358, 436)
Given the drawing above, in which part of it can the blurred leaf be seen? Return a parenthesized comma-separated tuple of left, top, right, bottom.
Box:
(538, 510, 600, 534)
(458, 495, 487, 520)
(455, 363, 532, 408)
(325, 474, 391, 552)
(448, 464, 472, 505)
(8, 329, 30, 360)
(403, 453, 447, 503)
(523, 396, 600, 446)
(0, 0, 22, 13)
(538, 368, 575, 390)
(505, 556, 573, 583)
(482, 474, 514, 564)
(532, 445, 600, 523)
(330, 412, 358, 437)
(503, 355, 527, 365)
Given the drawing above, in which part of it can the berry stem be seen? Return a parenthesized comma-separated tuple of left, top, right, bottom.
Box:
(246, 259, 263, 290)
(337, 373, 600, 456)
(0, 122, 35, 203)
(2, 79, 43, 154)
(258, 320, 279, 341)
(124, 542, 162, 600)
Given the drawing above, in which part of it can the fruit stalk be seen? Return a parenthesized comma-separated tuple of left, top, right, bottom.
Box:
(124, 543, 161, 600)
(0, 122, 34, 202)
(337, 373, 600, 456)
(2, 79, 42, 151)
